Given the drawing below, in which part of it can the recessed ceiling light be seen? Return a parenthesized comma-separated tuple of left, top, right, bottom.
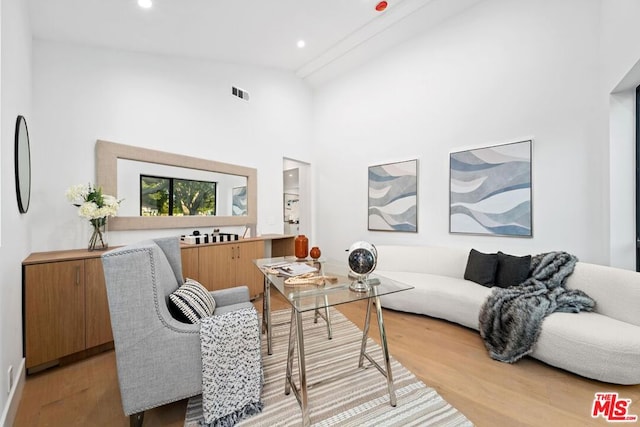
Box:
(138, 0, 152, 9)
(297, 40, 306, 48)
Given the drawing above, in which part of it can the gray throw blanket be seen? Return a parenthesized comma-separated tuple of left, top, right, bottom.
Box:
(199, 307, 263, 427)
(478, 252, 595, 363)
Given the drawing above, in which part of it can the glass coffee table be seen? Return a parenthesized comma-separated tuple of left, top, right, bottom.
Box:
(254, 257, 414, 427)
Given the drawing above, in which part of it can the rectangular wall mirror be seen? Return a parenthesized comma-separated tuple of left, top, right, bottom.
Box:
(96, 140, 257, 231)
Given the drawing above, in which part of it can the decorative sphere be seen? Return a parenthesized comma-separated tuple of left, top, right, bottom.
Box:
(310, 246, 321, 259)
(347, 241, 377, 276)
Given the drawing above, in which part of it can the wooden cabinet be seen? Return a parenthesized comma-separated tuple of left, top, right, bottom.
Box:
(85, 258, 113, 348)
(180, 247, 199, 281)
(22, 234, 293, 372)
(24, 260, 86, 369)
(23, 254, 113, 371)
(197, 240, 265, 297)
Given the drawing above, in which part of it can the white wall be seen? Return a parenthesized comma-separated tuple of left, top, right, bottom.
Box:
(32, 41, 313, 251)
(0, 0, 32, 423)
(313, 0, 613, 264)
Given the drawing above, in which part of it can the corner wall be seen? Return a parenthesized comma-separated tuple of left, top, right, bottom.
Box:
(312, 0, 610, 263)
(0, 0, 32, 423)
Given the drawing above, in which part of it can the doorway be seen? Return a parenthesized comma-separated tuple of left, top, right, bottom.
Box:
(283, 158, 311, 238)
(636, 84, 640, 271)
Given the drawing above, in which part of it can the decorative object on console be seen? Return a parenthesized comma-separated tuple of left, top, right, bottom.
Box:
(294, 234, 309, 259)
(450, 139, 532, 237)
(347, 241, 378, 292)
(368, 159, 418, 232)
(310, 246, 321, 260)
(180, 231, 239, 245)
(66, 183, 121, 251)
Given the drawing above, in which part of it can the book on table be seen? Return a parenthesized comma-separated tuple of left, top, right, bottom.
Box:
(265, 262, 318, 277)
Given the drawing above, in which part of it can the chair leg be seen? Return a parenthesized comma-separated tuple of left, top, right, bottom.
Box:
(130, 412, 144, 427)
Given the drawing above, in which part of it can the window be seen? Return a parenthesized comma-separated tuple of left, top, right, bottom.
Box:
(140, 175, 217, 216)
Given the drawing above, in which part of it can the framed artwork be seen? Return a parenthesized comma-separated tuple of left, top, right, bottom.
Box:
(368, 159, 418, 232)
(449, 139, 532, 237)
(232, 186, 247, 216)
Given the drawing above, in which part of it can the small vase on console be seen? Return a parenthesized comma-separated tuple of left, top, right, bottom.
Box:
(295, 235, 309, 259)
(310, 246, 321, 260)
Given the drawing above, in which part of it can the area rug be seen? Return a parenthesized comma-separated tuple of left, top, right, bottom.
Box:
(185, 308, 473, 426)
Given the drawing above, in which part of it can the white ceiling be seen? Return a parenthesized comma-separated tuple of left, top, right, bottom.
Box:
(28, 0, 482, 85)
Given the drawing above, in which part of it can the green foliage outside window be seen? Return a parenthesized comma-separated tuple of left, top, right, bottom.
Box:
(140, 175, 216, 216)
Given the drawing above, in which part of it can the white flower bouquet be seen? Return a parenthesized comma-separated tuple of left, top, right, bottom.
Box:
(66, 183, 121, 250)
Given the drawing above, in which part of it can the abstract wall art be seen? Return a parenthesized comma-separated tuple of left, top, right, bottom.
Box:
(449, 140, 532, 237)
(232, 186, 247, 216)
(368, 159, 418, 232)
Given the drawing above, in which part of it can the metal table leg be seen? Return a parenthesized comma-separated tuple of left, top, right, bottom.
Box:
(284, 308, 310, 427)
(323, 295, 332, 339)
(262, 276, 273, 355)
(358, 288, 397, 407)
(295, 310, 310, 426)
(374, 293, 396, 407)
(285, 308, 296, 395)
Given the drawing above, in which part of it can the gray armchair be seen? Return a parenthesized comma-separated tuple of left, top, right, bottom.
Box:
(101, 237, 253, 427)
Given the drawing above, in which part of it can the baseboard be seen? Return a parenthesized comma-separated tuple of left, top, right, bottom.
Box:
(0, 358, 25, 427)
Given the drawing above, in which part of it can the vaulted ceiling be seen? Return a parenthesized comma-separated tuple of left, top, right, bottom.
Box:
(28, 0, 482, 85)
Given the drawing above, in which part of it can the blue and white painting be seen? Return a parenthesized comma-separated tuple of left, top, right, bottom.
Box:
(368, 159, 418, 232)
(450, 140, 531, 237)
(232, 186, 247, 216)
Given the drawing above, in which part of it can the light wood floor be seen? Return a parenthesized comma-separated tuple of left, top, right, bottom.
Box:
(14, 292, 640, 426)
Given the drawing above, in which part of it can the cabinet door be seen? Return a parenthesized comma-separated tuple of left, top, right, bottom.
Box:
(85, 258, 113, 348)
(236, 241, 265, 297)
(181, 247, 199, 281)
(198, 244, 235, 290)
(25, 260, 85, 368)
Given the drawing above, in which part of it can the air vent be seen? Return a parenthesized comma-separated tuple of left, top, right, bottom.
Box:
(232, 86, 250, 101)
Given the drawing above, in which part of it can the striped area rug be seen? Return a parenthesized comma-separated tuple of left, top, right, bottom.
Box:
(185, 308, 473, 426)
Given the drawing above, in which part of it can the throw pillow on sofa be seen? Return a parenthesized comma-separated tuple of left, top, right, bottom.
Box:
(168, 278, 216, 323)
(495, 251, 531, 288)
(464, 249, 498, 287)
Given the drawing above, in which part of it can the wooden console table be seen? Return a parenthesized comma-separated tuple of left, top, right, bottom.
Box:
(22, 234, 294, 373)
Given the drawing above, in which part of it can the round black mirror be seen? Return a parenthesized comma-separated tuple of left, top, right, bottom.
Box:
(15, 115, 31, 213)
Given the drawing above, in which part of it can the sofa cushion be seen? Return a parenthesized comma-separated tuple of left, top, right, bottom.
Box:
(377, 271, 491, 330)
(169, 278, 216, 324)
(464, 249, 498, 287)
(533, 311, 640, 384)
(495, 251, 531, 287)
(565, 262, 640, 327)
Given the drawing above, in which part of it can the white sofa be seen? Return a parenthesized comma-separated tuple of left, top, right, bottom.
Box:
(375, 245, 640, 385)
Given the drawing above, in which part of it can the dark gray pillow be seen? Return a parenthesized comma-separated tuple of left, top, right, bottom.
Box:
(464, 249, 498, 287)
(495, 251, 531, 288)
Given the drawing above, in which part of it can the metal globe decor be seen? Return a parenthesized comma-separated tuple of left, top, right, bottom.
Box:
(348, 241, 378, 292)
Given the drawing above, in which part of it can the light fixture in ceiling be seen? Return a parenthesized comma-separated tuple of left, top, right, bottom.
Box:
(297, 40, 306, 49)
(138, 0, 152, 9)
